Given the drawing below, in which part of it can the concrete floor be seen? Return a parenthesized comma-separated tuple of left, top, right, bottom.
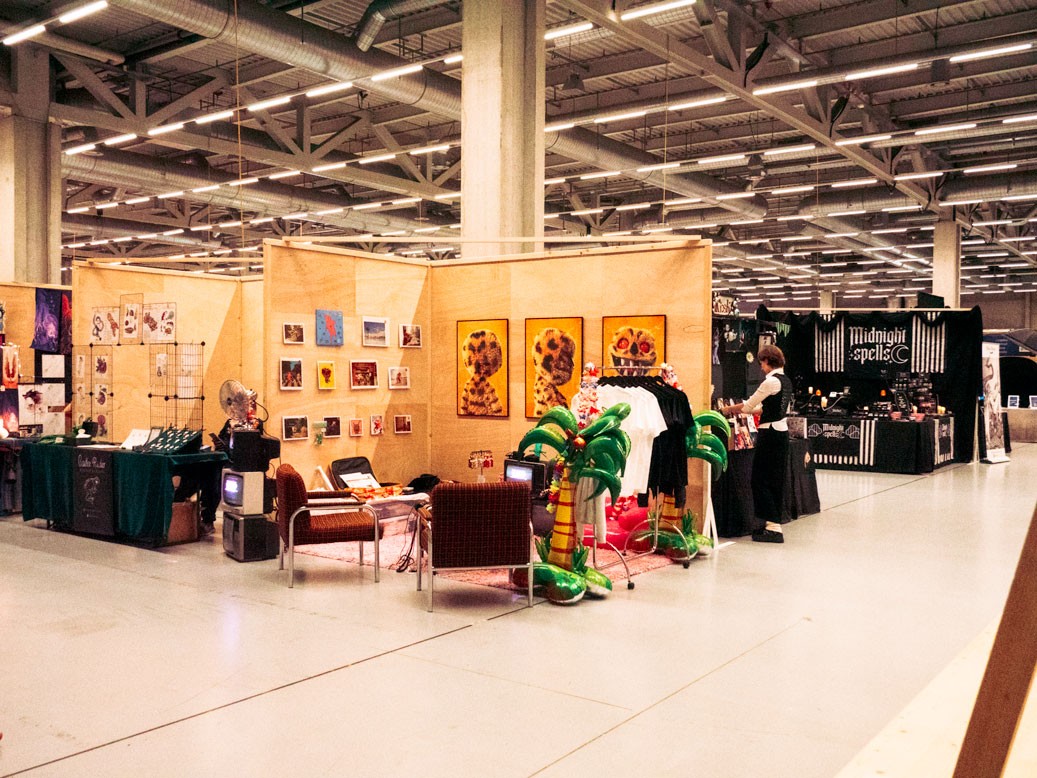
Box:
(1, 444, 1035, 777)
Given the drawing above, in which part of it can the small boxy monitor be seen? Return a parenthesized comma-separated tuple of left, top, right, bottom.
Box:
(503, 458, 548, 496)
(220, 469, 266, 515)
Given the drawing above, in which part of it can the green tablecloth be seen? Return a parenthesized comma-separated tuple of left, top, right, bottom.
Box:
(21, 444, 227, 541)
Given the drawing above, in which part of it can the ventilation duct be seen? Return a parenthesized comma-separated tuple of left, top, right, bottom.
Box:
(62, 213, 224, 249)
(354, 0, 450, 52)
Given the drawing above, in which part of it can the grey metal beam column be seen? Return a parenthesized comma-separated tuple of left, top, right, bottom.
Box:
(460, 0, 544, 258)
(0, 45, 60, 283)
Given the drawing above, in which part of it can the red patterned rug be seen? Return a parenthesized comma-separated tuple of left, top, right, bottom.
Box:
(295, 521, 685, 591)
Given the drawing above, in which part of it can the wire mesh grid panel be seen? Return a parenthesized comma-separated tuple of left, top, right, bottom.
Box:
(149, 342, 204, 430)
(72, 345, 114, 440)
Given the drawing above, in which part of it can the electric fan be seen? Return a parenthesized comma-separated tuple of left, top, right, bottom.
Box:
(219, 379, 258, 429)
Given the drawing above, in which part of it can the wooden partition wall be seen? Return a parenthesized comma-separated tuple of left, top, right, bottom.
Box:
(0, 280, 69, 377)
(72, 265, 257, 442)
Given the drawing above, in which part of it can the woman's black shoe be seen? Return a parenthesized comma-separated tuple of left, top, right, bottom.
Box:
(752, 529, 784, 543)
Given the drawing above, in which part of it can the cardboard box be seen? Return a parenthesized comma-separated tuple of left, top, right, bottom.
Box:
(167, 500, 199, 544)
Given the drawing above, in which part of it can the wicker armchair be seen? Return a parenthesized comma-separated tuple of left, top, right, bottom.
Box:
(417, 481, 534, 611)
(275, 463, 382, 588)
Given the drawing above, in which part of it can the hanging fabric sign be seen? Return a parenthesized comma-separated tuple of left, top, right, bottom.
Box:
(844, 322, 913, 378)
(814, 312, 946, 377)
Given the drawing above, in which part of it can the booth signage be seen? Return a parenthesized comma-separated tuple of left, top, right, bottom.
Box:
(806, 419, 862, 458)
(711, 292, 739, 316)
(844, 324, 912, 378)
(74, 448, 115, 536)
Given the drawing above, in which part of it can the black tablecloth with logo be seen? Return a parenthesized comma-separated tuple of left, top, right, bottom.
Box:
(799, 415, 954, 475)
(714, 438, 820, 538)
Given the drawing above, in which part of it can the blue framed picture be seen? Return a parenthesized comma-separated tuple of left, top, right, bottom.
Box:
(315, 309, 344, 346)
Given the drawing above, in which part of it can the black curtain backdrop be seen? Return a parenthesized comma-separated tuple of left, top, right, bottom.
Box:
(756, 306, 983, 463)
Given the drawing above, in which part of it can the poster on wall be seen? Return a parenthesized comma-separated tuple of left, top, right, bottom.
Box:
(0, 388, 18, 434)
(981, 341, 1010, 464)
(524, 317, 581, 418)
(119, 294, 143, 346)
(315, 309, 344, 347)
(90, 307, 120, 344)
(317, 361, 336, 390)
(282, 415, 309, 441)
(142, 303, 176, 343)
(31, 288, 63, 354)
(601, 315, 666, 376)
(279, 358, 303, 390)
(457, 319, 508, 417)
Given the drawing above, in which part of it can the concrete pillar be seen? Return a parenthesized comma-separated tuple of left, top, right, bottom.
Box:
(932, 219, 961, 307)
(819, 290, 836, 312)
(0, 45, 60, 284)
(460, 0, 545, 259)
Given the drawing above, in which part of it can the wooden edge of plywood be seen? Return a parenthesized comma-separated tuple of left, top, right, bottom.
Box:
(72, 261, 246, 283)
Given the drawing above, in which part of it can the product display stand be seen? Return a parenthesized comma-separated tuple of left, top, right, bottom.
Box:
(148, 342, 205, 430)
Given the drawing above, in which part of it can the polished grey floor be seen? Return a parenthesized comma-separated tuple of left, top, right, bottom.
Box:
(2, 445, 1035, 777)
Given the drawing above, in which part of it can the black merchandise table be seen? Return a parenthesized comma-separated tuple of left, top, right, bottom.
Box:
(798, 415, 955, 474)
(713, 438, 820, 538)
(21, 443, 227, 542)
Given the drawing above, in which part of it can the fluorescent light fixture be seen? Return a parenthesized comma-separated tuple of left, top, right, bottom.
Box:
(58, 1, 109, 25)
(352, 203, 382, 210)
(247, 95, 291, 112)
(305, 81, 353, 98)
(103, 133, 137, 146)
(961, 239, 986, 245)
(825, 233, 859, 238)
(615, 203, 650, 211)
(148, 123, 184, 136)
(192, 184, 220, 193)
(95, 201, 119, 210)
(642, 226, 674, 233)
(763, 144, 816, 156)
(571, 208, 604, 216)
(731, 219, 764, 225)
(65, 142, 96, 155)
(89, 239, 110, 246)
(544, 21, 593, 40)
(753, 79, 819, 96)
(883, 205, 923, 212)
(156, 191, 184, 199)
(545, 122, 575, 132)
(227, 177, 259, 187)
(829, 210, 866, 216)
(699, 153, 745, 165)
(135, 233, 158, 239)
(915, 123, 976, 136)
(358, 152, 397, 165)
(371, 64, 423, 81)
(67, 206, 90, 214)
(390, 197, 422, 206)
(593, 110, 647, 124)
(544, 177, 567, 185)
(314, 208, 344, 216)
(940, 198, 983, 206)
(716, 191, 756, 200)
(1004, 193, 1037, 201)
(3, 24, 47, 46)
(844, 62, 918, 81)
(434, 192, 462, 200)
(893, 171, 943, 180)
(64, 245, 86, 251)
(835, 134, 892, 146)
(669, 95, 727, 111)
(770, 185, 815, 195)
(1003, 113, 1037, 125)
(776, 215, 805, 221)
(637, 162, 681, 172)
(312, 161, 348, 172)
(112, 236, 133, 243)
(977, 252, 1010, 257)
(580, 170, 620, 180)
(408, 144, 450, 155)
(963, 163, 1018, 174)
(250, 217, 274, 225)
(195, 109, 235, 124)
(973, 219, 1014, 226)
(1001, 262, 1032, 267)
(162, 228, 184, 236)
(443, 54, 463, 64)
(282, 213, 308, 220)
(831, 178, 878, 188)
(667, 197, 702, 206)
(268, 169, 302, 179)
(949, 42, 1033, 63)
(414, 226, 440, 233)
(620, 0, 696, 20)
(216, 221, 241, 229)
(872, 227, 910, 234)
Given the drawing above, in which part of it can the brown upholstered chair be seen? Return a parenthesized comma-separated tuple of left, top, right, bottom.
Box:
(416, 481, 534, 612)
(275, 463, 382, 588)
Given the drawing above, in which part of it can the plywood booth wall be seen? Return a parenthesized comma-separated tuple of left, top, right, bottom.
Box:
(72, 264, 257, 442)
(263, 243, 431, 487)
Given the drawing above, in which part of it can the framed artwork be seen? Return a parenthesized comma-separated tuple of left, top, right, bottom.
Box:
(283, 322, 305, 345)
(525, 317, 583, 418)
(315, 309, 344, 347)
(350, 360, 378, 389)
(279, 358, 303, 390)
(93, 354, 110, 380)
(393, 414, 412, 434)
(90, 307, 119, 344)
(1029, 395, 1037, 408)
(119, 293, 144, 346)
(400, 324, 422, 348)
(323, 416, 342, 438)
(348, 418, 364, 437)
(388, 366, 410, 389)
(142, 303, 176, 344)
(282, 415, 309, 441)
(601, 314, 666, 375)
(457, 319, 509, 417)
(370, 414, 384, 436)
(362, 316, 390, 347)
(317, 360, 336, 390)
(1006, 394, 1020, 408)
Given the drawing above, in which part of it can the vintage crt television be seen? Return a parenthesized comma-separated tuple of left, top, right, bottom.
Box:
(227, 428, 281, 472)
(503, 458, 548, 496)
(219, 468, 266, 515)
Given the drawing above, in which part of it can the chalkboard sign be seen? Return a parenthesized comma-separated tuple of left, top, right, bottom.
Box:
(74, 447, 115, 535)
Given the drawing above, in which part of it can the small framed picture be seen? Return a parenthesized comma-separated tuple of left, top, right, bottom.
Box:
(393, 414, 412, 434)
(283, 322, 305, 344)
(388, 366, 410, 389)
(370, 414, 384, 436)
(348, 418, 364, 437)
(350, 360, 379, 389)
(400, 324, 422, 348)
(323, 416, 341, 438)
(1006, 394, 1020, 408)
(1029, 395, 1037, 409)
(280, 358, 303, 390)
(282, 415, 309, 441)
(315, 309, 344, 347)
(317, 360, 336, 390)
(362, 316, 390, 347)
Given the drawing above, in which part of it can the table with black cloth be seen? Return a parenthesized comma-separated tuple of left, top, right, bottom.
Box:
(800, 415, 955, 474)
(21, 443, 227, 542)
(713, 438, 820, 538)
